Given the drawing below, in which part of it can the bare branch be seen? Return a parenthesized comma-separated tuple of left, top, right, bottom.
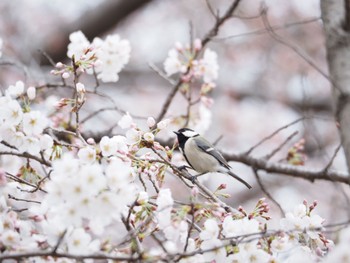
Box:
(245, 117, 304, 155)
(224, 151, 349, 185)
(154, 0, 242, 124)
(261, 6, 333, 86)
(214, 17, 320, 41)
(253, 169, 285, 217)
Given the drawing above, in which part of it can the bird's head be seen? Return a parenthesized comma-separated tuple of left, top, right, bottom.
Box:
(174, 128, 199, 143)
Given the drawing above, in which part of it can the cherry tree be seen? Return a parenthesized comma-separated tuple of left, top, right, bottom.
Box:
(0, 0, 350, 262)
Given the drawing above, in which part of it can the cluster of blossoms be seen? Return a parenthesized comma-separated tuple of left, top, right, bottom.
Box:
(163, 40, 218, 133)
(0, 32, 347, 263)
(52, 30, 131, 83)
(164, 39, 218, 85)
(286, 138, 306, 165)
(0, 81, 51, 157)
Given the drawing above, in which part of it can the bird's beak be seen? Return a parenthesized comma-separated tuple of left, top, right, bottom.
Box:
(173, 131, 179, 135)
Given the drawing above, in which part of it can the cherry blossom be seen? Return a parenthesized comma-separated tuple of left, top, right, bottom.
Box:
(6, 81, 25, 98)
(77, 146, 96, 164)
(22, 111, 48, 136)
(93, 34, 131, 82)
(118, 112, 133, 129)
(67, 30, 90, 60)
(26, 86, 36, 100)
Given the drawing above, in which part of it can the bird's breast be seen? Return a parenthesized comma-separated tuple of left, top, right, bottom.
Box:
(184, 139, 219, 173)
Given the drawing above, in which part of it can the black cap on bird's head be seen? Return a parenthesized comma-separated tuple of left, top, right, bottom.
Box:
(174, 128, 199, 147)
(174, 128, 199, 138)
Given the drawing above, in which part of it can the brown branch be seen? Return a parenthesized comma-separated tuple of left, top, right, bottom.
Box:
(0, 251, 140, 262)
(214, 17, 320, 41)
(261, 6, 333, 86)
(201, 0, 242, 46)
(41, 0, 154, 64)
(223, 151, 349, 185)
(343, 0, 350, 31)
(154, 0, 242, 124)
(264, 131, 299, 161)
(253, 169, 285, 217)
(245, 117, 304, 155)
(0, 151, 51, 167)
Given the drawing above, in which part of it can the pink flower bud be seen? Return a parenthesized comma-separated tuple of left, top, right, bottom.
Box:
(193, 38, 202, 51)
(76, 82, 86, 93)
(191, 186, 199, 197)
(87, 138, 95, 145)
(56, 62, 64, 68)
(0, 168, 7, 186)
(218, 183, 227, 190)
(27, 86, 36, 100)
(147, 117, 156, 127)
(62, 72, 70, 79)
(175, 41, 183, 51)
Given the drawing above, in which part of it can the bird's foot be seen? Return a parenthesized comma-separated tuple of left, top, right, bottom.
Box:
(190, 175, 198, 184)
(178, 165, 191, 171)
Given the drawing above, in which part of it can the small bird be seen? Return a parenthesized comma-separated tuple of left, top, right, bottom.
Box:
(174, 128, 252, 189)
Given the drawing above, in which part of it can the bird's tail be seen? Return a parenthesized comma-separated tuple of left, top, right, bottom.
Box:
(227, 170, 252, 189)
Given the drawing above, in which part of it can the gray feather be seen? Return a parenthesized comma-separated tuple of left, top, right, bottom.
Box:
(194, 137, 231, 169)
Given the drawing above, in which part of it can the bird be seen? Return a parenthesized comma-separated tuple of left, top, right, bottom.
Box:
(174, 128, 252, 189)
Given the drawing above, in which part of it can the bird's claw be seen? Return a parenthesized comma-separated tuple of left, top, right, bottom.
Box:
(190, 175, 197, 184)
(178, 165, 189, 171)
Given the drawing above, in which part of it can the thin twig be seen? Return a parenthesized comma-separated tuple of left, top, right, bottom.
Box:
(245, 117, 304, 155)
(264, 131, 299, 160)
(214, 17, 320, 41)
(253, 169, 285, 217)
(154, 0, 242, 124)
(323, 143, 342, 172)
(260, 6, 334, 88)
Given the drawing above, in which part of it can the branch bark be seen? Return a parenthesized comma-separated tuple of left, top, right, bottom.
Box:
(41, 0, 153, 64)
(321, 0, 350, 181)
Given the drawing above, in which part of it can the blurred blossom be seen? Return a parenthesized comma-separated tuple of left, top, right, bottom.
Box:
(76, 82, 85, 93)
(22, 111, 48, 136)
(1, 99, 23, 126)
(156, 189, 174, 229)
(118, 112, 133, 129)
(199, 218, 219, 240)
(78, 146, 96, 164)
(196, 48, 219, 83)
(157, 119, 170, 130)
(231, 243, 271, 263)
(147, 117, 156, 127)
(93, 34, 131, 82)
(222, 216, 259, 238)
(283, 246, 316, 263)
(137, 191, 149, 204)
(163, 43, 218, 84)
(26, 86, 36, 100)
(143, 132, 154, 142)
(67, 31, 90, 60)
(21, 136, 41, 155)
(66, 228, 99, 255)
(6, 81, 25, 98)
(201, 238, 226, 262)
(126, 128, 142, 145)
(164, 49, 183, 76)
(40, 134, 53, 151)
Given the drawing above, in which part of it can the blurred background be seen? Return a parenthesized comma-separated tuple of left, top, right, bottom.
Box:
(0, 0, 346, 226)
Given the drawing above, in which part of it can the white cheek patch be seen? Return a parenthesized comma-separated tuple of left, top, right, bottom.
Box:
(205, 147, 215, 152)
(182, 130, 199, 137)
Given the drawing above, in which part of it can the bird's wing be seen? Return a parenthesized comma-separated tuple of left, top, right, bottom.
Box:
(194, 138, 231, 169)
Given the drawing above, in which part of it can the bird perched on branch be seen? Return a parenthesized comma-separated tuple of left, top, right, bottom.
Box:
(174, 128, 252, 189)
